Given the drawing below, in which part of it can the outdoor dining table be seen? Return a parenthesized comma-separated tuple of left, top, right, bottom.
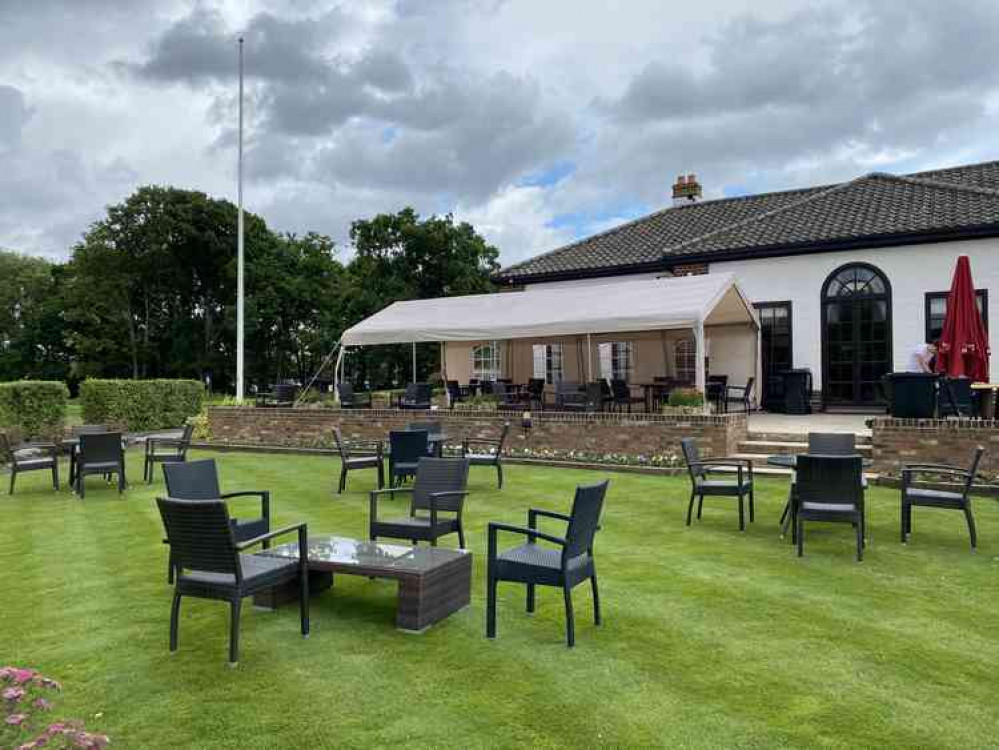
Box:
(766, 453, 874, 540)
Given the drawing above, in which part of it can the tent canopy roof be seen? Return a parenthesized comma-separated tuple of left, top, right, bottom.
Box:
(341, 272, 757, 346)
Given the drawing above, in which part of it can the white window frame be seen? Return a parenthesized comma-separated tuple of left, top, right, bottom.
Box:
(471, 341, 502, 382)
(674, 338, 696, 384)
(532, 343, 564, 385)
(599, 341, 634, 382)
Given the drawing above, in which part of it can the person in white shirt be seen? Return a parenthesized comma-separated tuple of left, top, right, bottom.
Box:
(906, 342, 937, 373)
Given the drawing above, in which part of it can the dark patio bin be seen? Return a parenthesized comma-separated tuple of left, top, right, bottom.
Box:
(780, 369, 813, 415)
(885, 373, 938, 418)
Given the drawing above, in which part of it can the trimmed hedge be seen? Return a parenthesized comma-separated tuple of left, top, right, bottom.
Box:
(79, 379, 205, 431)
(0, 381, 69, 440)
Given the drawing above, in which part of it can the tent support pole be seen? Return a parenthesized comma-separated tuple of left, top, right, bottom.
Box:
(411, 342, 417, 384)
(587, 334, 593, 382)
(694, 321, 707, 414)
(441, 342, 449, 408)
(332, 346, 346, 404)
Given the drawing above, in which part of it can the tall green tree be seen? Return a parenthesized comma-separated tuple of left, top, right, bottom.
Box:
(0, 251, 70, 382)
(342, 209, 499, 388)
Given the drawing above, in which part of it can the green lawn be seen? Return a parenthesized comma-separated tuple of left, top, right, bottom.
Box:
(1, 450, 997, 749)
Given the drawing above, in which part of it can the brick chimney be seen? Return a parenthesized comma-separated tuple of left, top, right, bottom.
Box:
(672, 173, 702, 207)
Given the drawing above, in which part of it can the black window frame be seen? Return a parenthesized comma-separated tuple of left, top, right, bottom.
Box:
(924, 289, 988, 343)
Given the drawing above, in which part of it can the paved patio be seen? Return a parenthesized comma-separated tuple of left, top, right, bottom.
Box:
(748, 411, 874, 436)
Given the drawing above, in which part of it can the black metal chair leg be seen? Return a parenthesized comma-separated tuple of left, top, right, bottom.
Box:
(796, 517, 804, 557)
(696, 496, 703, 520)
(9, 470, 15, 495)
(457, 525, 466, 549)
(686, 491, 695, 526)
(486, 576, 497, 638)
(526, 583, 535, 613)
(749, 487, 755, 523)
(169, 593, 182, 651)
(900, 502, 908, 543)
(965, 506, 978, 549)
(563, 585, 575, 648)
(338, 468, 346, 494)
(856, 521, 863, 562)
(496, 462, 503, 490)
(591, 574, 601, 626)
(228, 599, 242, 666)
(300, 571, 310, 637)
(738, 494, 745, 531)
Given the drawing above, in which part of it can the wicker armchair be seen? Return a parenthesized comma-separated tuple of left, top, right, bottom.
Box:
(144, 424, 194, 483)
(75, 432, 125, 499)
(794, 455, 865, 561)
(610, 379, 642, 413)
(156, 497, 309, 666)
(487, 480, 608, 647)
(332, 427, 383, 494)
(462, 421, 510, 489)
(901, 447, 983, 549)
(398, 383, 432, 410)
(681, 437, 754, 531)
(163, 459, 271, 582)
(1, 431, 59, 494)
(723, 377, 755, 413)
(369, 457, 470, 548)
(388, 430, 429, 486)
(337, 383, 372, 409)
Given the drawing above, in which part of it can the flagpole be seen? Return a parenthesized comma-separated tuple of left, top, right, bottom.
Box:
(236, 36, 245, 401)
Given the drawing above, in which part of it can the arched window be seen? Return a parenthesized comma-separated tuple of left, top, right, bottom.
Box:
(821, 263, 892, 406)
(471, 341, 502, 382)
(674, 338, 696, 384)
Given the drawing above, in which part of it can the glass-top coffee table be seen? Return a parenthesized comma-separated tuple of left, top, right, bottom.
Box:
(253, 535, 472, 633)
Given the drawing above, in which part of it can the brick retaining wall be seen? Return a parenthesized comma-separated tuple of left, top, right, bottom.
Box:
(870, 417, 999, 476)
(208, 406, 748, 461)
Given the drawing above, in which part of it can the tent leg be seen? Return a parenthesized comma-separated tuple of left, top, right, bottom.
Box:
(333, 347, 346, 403)
(586, 334, 592, 382)
(441, 342, 450, 408)
(412, 342, 417, 384)
(695, 322, 707, 415)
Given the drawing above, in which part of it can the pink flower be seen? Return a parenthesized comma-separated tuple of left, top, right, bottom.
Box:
(33, 697, 53, 711)
(3, 685, 26, 702)
(11, 669, 35, 684)
(6, 712, 28, 725)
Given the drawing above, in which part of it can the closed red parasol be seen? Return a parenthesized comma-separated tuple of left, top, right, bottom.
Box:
(935, 255, 990, 381)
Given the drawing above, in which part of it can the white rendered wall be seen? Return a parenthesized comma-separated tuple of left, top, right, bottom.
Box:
(710, 238, 999, 389)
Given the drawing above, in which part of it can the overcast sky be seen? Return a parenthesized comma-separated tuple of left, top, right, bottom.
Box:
(3, 0, 999, 265)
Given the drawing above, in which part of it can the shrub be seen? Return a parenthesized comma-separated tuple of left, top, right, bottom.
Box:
(667, 387, 704, 408)
(1, 665, 110, 749)
(79, 379, 204, 431)
(0, 381, 68, 440)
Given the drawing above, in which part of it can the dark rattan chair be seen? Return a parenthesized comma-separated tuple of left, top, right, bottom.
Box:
(398, 383, 432, 410)
(337, 383, 372, 409)
(163, 459, 272, 582)
(610, 379, 642, 413)
(901, 447, 984, 550)
(68, 424, 109, 485)
(332, 427, 383, 494)
(681, 437, 754, 531)
(75, 432, 125, 499)
(369, 457, 470, 548)
(1, 431, 59, 494)
(143, 424, 194, 483)
(388, 429, 429, 486)
(794, 455, 865, 561)
(937, 378, 975, 418)
(724, 377, 755, 413)
(494, 383, 528, 412)
(526, 378, 546, 409)
(487, 480, 608, 647)
(780, 432, 862, 537)
(156, 497, 309, 666)
(462, 421, 510, 489)
(163, 459, 271, 544)
(445, 380, 467, 408)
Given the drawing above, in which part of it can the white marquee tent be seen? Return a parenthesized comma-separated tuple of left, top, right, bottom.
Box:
(337, 273, 760, 410)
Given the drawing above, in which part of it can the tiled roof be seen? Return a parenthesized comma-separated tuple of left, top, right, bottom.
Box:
(496, 161, 999, 283)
